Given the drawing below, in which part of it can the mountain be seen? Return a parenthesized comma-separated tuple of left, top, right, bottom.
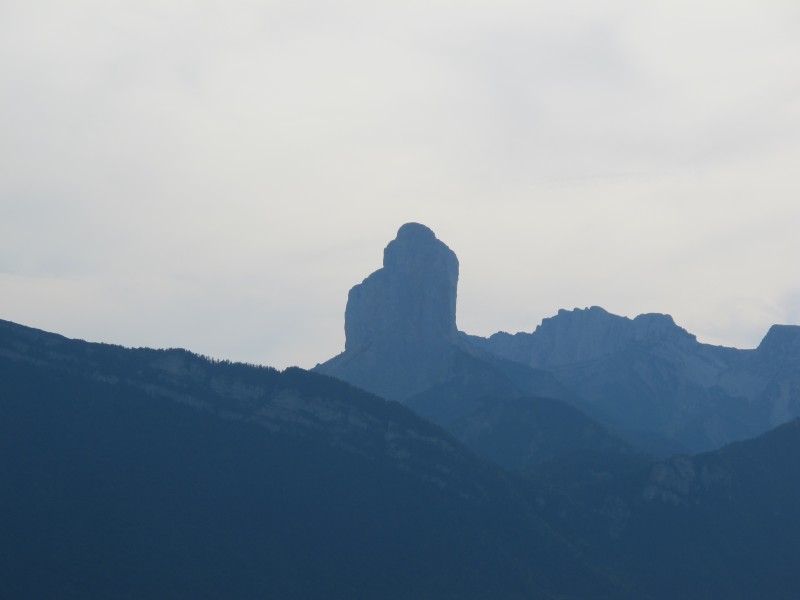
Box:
(0, 318, 621, 599)
(467, 306, 800, 453)
(315, 224, 633, 469)
(315, 222, 800, 458)
(540, 417, 800, 599)
(719, 324, 800, 427)
(628, 418, 800, 599)
(6, 318, 800, 598)
(314, 222, 571, 405)
(316, 222, 462, 402)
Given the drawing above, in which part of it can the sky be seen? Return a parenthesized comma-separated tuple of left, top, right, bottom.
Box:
(2, 1, 800, 369)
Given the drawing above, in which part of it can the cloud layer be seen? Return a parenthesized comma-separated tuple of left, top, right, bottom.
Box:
(2, 1, 799, 367)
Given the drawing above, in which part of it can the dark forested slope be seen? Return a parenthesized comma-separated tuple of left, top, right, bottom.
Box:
(0, 319, 619, 600)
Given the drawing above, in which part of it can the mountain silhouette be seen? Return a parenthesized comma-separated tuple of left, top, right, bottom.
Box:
(469, 306, 800, 452)
(315, 224, 632, 468)
(316, 223, 462, 401)
(317, 224, 800, 457)
(6, 317, 800, 597)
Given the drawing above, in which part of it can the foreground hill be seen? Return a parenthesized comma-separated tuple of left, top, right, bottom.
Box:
(625, 418, 800, 599)
(533, 417, 800, 599)
(0, 319, 618, 599)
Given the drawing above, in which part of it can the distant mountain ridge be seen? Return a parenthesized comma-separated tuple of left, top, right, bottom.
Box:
(463, 306, 704, 368)
(318, 223, 800, 456)
(315, 224, 633, 469)
(468, 305, 800, 452)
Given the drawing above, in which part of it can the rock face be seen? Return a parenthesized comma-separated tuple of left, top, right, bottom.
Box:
(314, 225, 635, 470)
(465, 306, 699, 369)
(316, 222, 800, 458)
(345, 222, 459, 351)
(468, 307, 800, 453)
(753, 324, 800, 364)
(316, 223, 462, 401)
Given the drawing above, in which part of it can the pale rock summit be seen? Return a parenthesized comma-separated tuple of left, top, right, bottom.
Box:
(316, 223, 462, 401)
(345, 222, 459, 351)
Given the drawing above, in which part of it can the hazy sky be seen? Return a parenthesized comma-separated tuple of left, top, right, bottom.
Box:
(2, 1, 799, 368)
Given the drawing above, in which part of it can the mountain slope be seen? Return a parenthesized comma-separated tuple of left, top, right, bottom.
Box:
(467, 306, 800, 453)
(6, 318, 800, 598)
(0, 319, 621, 599)
(534, 418, 800, 600)
(403, 347, 631, 471)
(621, 418, 800, 599)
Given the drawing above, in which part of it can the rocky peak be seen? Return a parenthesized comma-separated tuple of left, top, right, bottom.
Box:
(495, 307, 696, 368)
(528, 307, 630, 365)
(631, 313, 696, 345)
(756, 325, 800, 363)
(344, 223, 459, 351)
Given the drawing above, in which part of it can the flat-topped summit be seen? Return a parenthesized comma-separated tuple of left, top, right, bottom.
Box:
(344, 223, 459, 351)
(317, 223, 461, 400)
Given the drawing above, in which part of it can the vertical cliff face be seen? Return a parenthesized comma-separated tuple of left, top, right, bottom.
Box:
(345, 222, 459, 351)
(315, 223, 462, 401)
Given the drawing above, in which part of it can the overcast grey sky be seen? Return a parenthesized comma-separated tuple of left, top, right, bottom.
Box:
(2, 1, 799, 368)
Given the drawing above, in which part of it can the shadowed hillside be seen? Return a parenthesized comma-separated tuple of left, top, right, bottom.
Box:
(0, 319, 620, 600)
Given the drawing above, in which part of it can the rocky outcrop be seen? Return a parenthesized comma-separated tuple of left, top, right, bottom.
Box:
(753, 324, 800, 364)
(314, 223, 573, 405)
(316, 223, 463, 401)
(313, 225, 636, 469)
(465, 306, 701, 368)
(345, 222, 459, 351)
(316, 222, 800, 457)
(718, 324, 800, 429)
(468, 306, 800, 453)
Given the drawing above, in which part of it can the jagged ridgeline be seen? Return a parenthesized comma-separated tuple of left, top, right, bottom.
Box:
(316, 223, 800, 457)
